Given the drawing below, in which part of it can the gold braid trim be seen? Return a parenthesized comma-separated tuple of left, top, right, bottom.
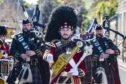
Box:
(51, 46, 79, 81)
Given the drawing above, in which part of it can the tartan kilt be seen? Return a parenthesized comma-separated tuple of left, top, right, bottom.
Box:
(82, 56, 93, 84)
(31, 65, 43, 84)
(92, 62, 118, 84)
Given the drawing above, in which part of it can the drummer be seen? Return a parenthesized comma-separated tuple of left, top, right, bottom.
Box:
(0, 26, 9, 59)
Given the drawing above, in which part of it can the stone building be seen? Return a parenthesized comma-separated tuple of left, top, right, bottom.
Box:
(0, 0, 26, 38)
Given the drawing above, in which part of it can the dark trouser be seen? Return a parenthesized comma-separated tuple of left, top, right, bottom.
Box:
(38, 59, 50, 84)
(6, 62, 22, 84)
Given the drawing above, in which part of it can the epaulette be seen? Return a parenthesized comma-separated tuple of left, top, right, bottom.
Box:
(13, 33, 22, 40)
(45, 42, 56, 48)
(45, 39, 61, 48)
(51, 39, 62, 48)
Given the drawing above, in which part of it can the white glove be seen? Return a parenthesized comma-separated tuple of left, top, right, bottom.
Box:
(69, 67, 79, 76)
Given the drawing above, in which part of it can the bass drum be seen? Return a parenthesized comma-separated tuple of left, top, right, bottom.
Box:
(0, 59, 13, 76)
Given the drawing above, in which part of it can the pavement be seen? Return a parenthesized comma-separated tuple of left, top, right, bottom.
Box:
(117, 58, 126, 71)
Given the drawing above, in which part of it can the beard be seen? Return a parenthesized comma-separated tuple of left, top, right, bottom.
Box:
(96, 34, 103, 38)
(22, 29, 30, 35)
(96, 34, 103, 40)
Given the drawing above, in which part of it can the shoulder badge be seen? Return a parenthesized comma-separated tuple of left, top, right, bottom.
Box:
(76, 41, 83, 48)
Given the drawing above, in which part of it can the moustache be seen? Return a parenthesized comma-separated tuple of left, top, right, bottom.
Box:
(63, 34, 68, 36)
(97, 34, 103, 37)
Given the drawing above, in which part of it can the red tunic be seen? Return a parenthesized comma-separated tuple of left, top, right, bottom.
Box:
(50, 46, 89, 84)
(0, 42, 9, 58)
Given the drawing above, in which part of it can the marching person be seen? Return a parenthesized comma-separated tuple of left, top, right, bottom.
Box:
(45, 6, 92, 84)
(0, 26, 9, 84)
(91, 25, 121, 84)
(0, 26, 9, 59)
(7, 19, 50, 84)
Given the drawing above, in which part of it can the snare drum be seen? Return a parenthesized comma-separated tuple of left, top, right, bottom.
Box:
(0, 59, 14, 76)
